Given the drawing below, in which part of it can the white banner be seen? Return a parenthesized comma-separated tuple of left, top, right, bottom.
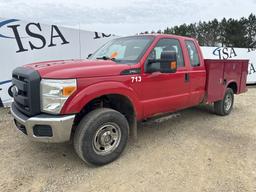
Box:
(0, 18, 255, 107)
(0, 18, 116, 106)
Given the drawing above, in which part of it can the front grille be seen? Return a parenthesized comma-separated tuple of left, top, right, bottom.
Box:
(12, 67, 41, 116)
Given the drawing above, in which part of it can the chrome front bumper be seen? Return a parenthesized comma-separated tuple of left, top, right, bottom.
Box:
(10, 104, 75, 143)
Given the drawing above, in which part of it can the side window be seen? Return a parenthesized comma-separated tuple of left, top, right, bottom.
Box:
(147, 38, 185, 67)
(185, 40, 200, 67)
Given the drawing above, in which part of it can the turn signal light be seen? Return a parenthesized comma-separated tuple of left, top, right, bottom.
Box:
(62, 86, 76, 96)
(170, 61, 177, 70)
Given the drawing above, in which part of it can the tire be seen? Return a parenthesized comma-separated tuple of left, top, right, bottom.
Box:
(214, 88, 234, 116)
(73, 108, 129, 166)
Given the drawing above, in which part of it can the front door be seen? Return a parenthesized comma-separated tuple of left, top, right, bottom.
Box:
(141, 38, 190, 118)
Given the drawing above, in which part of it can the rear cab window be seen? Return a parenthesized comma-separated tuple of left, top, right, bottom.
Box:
(185, 40, 200, 67)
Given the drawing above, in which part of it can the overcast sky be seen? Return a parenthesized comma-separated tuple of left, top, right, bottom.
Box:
(0, 0, 256, 35)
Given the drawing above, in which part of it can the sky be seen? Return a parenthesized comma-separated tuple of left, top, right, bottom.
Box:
(0, 0, 256, 35)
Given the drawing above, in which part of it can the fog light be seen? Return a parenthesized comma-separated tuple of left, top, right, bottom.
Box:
(14, 119, 27, 135)
(33, 125, 53, 137)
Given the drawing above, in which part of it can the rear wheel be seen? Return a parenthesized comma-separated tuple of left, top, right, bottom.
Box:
(74, 108, 129, 166)
(214, 88, 234, 116)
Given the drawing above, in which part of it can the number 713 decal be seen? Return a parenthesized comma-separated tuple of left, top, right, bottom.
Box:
(131, 76, 142, 83)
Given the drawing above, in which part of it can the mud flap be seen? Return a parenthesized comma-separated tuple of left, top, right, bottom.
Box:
(0, 97, 3, 107)
(130, 117, 138, 141)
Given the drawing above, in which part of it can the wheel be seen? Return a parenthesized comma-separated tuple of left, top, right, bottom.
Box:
(214, 88, 234, 116)
(73, 108, 129, 166)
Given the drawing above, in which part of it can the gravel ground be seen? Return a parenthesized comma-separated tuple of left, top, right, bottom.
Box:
(0, 87, 256, 192)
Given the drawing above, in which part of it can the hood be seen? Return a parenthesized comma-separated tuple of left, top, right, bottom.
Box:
(25, 59, 131, 79)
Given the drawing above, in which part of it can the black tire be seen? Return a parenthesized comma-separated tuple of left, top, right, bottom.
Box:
(74, 108, 129, 166)
(214, 88, 234, 116)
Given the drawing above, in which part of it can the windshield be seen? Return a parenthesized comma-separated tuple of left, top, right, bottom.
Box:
(89, 36, 154, 64)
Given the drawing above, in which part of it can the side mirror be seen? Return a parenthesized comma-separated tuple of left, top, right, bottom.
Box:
(87, 54, 92, 59)
(146, 51, 177, 73)
(159, 51, 177, 73)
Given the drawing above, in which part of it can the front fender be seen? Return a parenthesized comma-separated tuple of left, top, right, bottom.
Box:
(61, 81, 143, 119)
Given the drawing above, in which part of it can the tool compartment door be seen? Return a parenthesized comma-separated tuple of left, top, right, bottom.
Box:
(205, 59, 225, 103)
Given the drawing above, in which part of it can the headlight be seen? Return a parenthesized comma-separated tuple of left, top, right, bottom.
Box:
(40, 79, 77, 114)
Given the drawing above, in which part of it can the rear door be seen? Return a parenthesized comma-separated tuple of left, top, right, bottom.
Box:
(141, 38, 190, 117)
(184, 40, 206, 106)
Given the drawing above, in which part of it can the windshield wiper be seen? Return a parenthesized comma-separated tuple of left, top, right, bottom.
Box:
(96, 56, 116, 61)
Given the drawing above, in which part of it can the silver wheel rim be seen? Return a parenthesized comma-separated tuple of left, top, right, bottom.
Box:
(224, 93, 232, 112)
(93, 123, 121, 155)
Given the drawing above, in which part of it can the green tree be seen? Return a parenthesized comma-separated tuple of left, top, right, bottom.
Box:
(245, 14, 256, 47)
(219, 18, 227, 46)
(156, 13, 256, 48)
(224, 18, 247, 47)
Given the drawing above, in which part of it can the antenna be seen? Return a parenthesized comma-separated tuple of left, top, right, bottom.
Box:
(78, 22, 82, 59)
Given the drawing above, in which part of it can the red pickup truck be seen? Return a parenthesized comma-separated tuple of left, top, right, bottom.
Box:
(9, 34, 248, 165)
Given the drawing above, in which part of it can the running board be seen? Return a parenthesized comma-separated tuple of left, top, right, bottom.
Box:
(143, 112, 181, 124)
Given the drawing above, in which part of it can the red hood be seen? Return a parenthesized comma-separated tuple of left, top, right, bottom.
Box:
(25, 59, 131, 79)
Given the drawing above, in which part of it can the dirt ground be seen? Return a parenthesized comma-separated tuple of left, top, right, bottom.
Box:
(0, 87, 256, 192)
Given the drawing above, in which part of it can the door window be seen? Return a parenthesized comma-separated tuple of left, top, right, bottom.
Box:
(146, 38, 185, 69)
(185, 40, 200, 67)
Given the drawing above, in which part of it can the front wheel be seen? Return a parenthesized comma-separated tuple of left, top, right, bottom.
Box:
(214, 88, 234, 116)
(73, 108, 129, 166)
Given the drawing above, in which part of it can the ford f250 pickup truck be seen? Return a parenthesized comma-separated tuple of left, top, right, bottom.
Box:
(9, 34, 248, 166)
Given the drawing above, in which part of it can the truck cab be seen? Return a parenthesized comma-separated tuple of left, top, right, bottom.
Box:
(137, 35, 206, 117)
(9, 34, 248, 166)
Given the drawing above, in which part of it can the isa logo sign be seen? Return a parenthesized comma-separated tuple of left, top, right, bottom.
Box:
(0, 19, 70, 53)
(213, 47, 237, 60)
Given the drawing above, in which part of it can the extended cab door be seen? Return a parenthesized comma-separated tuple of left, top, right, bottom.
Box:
(184, 39, 206, 107)
(141, 38, 190, 117)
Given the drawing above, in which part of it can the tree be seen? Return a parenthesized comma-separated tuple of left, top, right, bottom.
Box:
(245, 14, 256, 47)
(154, 13, 256, 48)
(219, 18, 227, 46)
(223, 18, 247, 47)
